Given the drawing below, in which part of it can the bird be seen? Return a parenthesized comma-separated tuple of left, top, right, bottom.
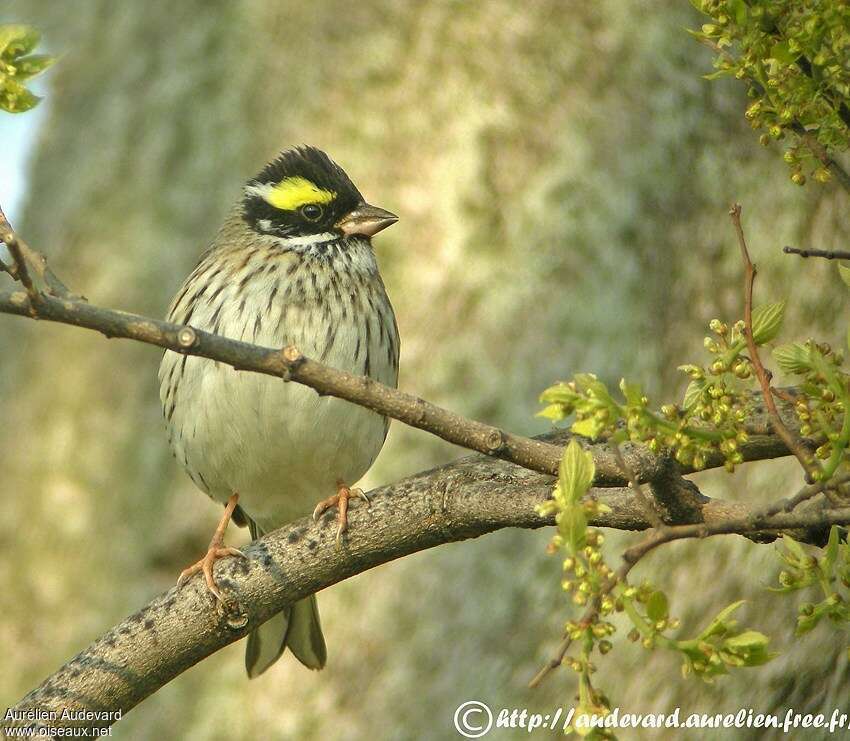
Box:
(158, 145, 399, 677)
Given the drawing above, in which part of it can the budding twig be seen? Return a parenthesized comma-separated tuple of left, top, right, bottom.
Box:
(527, 565, 627, 690)
(551, 501, 850, 692)
(730, 204, 820, 482)
(754, 472, 850, 521)
(783, 246, 850, 261)
(623, 506, 850, 564)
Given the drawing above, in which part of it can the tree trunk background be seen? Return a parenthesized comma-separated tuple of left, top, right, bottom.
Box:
(2, 1, 849, 738)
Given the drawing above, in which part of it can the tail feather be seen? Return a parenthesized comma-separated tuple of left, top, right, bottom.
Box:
(245, 609, 291, 678)
(244, 518, 327, 678)
(284, 592, 327, 669)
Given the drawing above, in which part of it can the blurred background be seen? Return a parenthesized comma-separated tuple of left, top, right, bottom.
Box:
(2, 1, 849, 739)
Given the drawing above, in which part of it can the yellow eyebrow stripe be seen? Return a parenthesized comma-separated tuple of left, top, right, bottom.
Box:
(265, 176, 336, 211)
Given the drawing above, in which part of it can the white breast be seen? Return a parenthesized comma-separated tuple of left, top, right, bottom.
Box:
(159, 237, 398, 531)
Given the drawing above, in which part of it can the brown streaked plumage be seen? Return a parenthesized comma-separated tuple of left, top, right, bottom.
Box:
(158, 146, 399, 677)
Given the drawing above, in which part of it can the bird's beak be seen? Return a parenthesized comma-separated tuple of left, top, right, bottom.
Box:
(336, 203, 398, 237)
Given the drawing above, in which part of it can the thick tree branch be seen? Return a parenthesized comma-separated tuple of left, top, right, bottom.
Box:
(5, 445, 849, 737)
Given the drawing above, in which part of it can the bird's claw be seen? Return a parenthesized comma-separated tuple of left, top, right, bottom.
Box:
(312, 484, 370, 547)
(176, 492, 245, 602)
(177, 545, 247, 602)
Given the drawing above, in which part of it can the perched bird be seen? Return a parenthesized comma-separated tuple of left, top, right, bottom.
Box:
(158, 146, 399, 677)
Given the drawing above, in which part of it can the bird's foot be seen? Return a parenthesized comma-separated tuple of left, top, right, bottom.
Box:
(312, 482, 370, 546)
(177, 492, 247, 602)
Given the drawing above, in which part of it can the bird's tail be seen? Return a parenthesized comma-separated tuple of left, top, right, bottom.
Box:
(243, 518, 327, 677)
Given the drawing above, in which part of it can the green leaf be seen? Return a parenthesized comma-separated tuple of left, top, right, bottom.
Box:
(0, 25, 40, 59)
(796, 611, 822, 635)
(822, 525, 840, 578)
(728, 0, 747, 24)
(682, 379, 705, 410)
(700, 600, 744, 639)
(839, 262, 850, 289)
(574, 372, 611, 401)
(646, 590, 669, 623)
(571, 416, 605, 439)
(13, 54, 55, 80)
(559, 439, 595, 505)
(723, 630, 773, 665)
(751, 301, 785, 345)
(781, 534, 808, 561)
(724, 630, 768, 651)
(559, 503, 587, 553)
(537, 404, 566, 422)
(0, 25, 53, 114)
(772, 343, 812, 374)
(0, 79, 40, 113)
(703, 69, 736, 80)
(619, 378, 644, 406)
(769, 42, 796, 65)
(539, 382, 577, 405)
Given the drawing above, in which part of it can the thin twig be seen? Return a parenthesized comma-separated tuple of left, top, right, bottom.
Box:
(530, 481, 669, 689)
(611, 442, 666, 529)
(621, 505, 850, 565)
(0, 206, 40, 309)
(529, 634, 575, 688)
(754, 472, 850, 521)
(730, 203, 820, 482)
(0, 205, 75, 299)
(0, 286, 568, 478)
(529, 207, 849, 688)
(783, 246, 850, 260)
(0, 256, 17, 279)
(529, 562, 631, 689)
(0, 286, 805, 484)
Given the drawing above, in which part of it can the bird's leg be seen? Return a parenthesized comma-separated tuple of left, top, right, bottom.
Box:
(177, 492, 247, 601)
(312, 480, 370, 546)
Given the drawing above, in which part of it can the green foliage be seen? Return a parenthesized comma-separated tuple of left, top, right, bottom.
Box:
(691, 0, 850, 185)
(772, 338, 850, 479)
(538, 441, 613, 610)
(538, 269, 850, 721)
(539, 304, 787, 473)
(540, 440, 773, 735)
(0, 25, 54, 113)
(773, 527, 850, 637)
(624, 596, 772, 682)
(538, 441, 616, 736)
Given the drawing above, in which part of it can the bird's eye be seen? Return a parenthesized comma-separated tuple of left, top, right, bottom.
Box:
(300, 204, 323, 221)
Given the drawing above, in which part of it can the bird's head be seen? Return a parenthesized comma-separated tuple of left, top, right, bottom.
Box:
(242, 146, 397, 248)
